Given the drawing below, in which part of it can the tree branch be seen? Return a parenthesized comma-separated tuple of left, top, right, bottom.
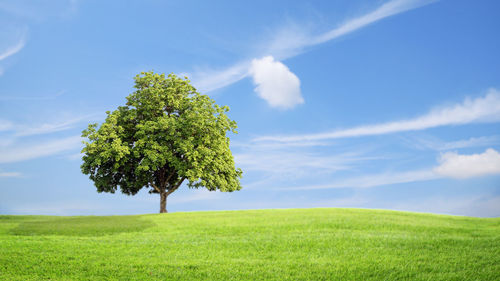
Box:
(165, 170, 176, 185)
(150, 182, 161, 193)
(166, 177, 185, 196)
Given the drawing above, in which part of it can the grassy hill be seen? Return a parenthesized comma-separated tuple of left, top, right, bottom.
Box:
(0, 208, 499, 280)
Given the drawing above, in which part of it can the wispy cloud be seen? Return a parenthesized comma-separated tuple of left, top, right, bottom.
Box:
(265, 0, 434, 60)
(0, 135, 82, 164)
(283, 169, 438, 190)
(307, 0, 433, 47)
(434, 148, 500, 179)
(404, 135, 500, 151)
(234, 139, 380, 182)
(0, 113, 100, 138)
(192, 0, 434, 93)
(249, 56, 303, 109)
(0, 113, 99, 163)
(14, 114, 98, 137)
(192, 61, 250, 93)
(236, 150, 368, 178)
(0, 34, 26, 61)
(0, 119, 13, 131)
(278, 147, 500, 191)
(0, 171, 22, 178)
(256, 89, 500, 142)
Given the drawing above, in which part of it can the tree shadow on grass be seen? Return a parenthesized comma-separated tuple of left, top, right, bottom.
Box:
(9, 216, 156, 237)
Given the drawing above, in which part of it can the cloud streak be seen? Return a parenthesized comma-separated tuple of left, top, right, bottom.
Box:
(308, 0, 433, 46)
(0, 35, 26, 61)
(283, 169, 438, 190)
(0, 113, 100, 137)
(405, 135, 500, 151)
(233, 139, 381, 184)
(0, 135, 82, 164)
(0, 113, 99, 163)
(0, 171, 22, 178)
(256, 89, 500, 142)
(192, 0, 434, 93)
(14, 114, 98, 137)
(279, 148, 500, 191)
(0, 119, 13, 132)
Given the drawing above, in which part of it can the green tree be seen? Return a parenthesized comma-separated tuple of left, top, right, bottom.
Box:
(81, 72, 242, 213)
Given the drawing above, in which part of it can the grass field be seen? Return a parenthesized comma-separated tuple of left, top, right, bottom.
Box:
(0, 208, 499, 280)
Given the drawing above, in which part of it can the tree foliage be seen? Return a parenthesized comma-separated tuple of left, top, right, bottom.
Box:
(81, 72, 242, 212)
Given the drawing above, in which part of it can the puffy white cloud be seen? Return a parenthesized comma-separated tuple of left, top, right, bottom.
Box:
(256, 89, 500, 142)
(434, 148, 500, 179)
(249, 56, 303, 109)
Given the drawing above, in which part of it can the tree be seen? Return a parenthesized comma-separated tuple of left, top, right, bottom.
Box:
(81, 72, 242, 213)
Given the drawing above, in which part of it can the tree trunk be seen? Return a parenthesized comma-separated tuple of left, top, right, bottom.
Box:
(160, 192, 168, 213)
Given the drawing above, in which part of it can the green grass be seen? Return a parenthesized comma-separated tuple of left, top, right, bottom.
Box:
(0, 208, 499, 280)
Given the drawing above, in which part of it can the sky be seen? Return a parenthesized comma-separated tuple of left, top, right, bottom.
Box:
(0, 0, 499, 217)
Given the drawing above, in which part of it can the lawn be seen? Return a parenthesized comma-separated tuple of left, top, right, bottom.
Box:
(0, 208, 499, 280)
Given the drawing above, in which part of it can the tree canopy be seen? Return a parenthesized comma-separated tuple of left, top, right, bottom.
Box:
(81, 72, 242, 213)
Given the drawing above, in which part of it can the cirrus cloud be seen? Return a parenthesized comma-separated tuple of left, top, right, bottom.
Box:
(256, 88, 500, 142)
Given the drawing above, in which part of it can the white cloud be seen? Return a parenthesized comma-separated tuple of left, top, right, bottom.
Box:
(249, 56, 303, 109)
(308, 0, 434, 47)
(283, 169, 438, 190)
(265, 0, 434, 60)
(0, 113, 100, 137)
(0, 35, 26, 61)
(0, 171, 22, 178)
(233, 139, 381, 184)
(192, 0, 434, 94)
(192, 62, 250, 93)
(0, 113, 98, 163)
(15, 114, 97, 137)
(0, 135, 82, 163)
(434, 148, 500, 179)
(236, 150, 363, 178)
(256, 89, 500, 142)
(272, 148, 500, 191)
(406, 135, 500, 151)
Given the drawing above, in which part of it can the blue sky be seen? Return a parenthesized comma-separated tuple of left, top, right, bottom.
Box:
(1, 0, 499, 217)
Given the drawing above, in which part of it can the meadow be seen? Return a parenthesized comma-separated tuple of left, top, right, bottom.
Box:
(0, 208, 499, 280)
